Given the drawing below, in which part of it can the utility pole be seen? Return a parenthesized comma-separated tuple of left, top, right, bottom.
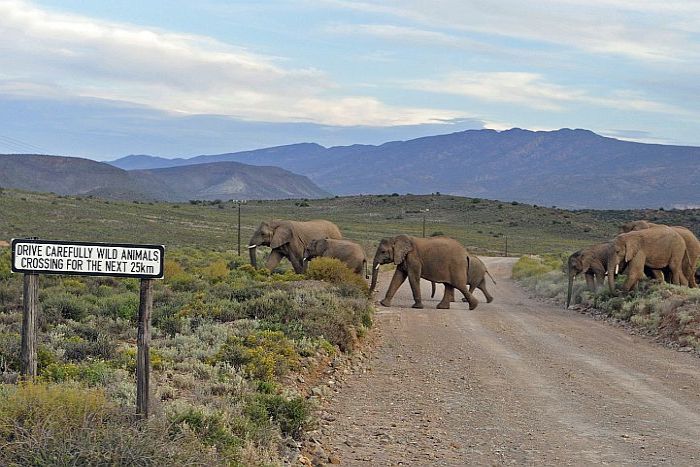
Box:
(237, 202, 242, 256)
(422, 208, 429, 237)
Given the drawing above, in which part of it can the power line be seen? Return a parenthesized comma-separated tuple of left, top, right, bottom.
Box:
(0, 134, 47, 154)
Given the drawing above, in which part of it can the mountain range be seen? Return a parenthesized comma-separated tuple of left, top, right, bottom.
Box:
(0, 155, 329, 201)
(109, 128, 700, 209)
(2, 128, 698, 209)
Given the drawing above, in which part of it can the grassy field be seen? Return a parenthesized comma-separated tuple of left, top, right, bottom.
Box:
(2, 189, 698, 257)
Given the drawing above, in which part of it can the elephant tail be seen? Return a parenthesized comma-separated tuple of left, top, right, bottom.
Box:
(431, 281, 436, 298)
(485, 269, 497, 285)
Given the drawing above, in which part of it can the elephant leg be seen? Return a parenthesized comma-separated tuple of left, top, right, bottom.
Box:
(265, 250, 284, 271)
(407, 269, 423, 308)
(650, 269, 664, 282)
(380, 269, 407, 307)
(623, 256, 644, 292)
(437, 284, 454, 309)
(478, 280, 494, 303)
(455, 283, 478, 310)
(670, 267, 688, 286)
(584, 273, 596, 292)
(461, 284, 476, 302)
(595, 274, 605, 290)
(444, 286, 456, 302)
(288, 253, 304, 274)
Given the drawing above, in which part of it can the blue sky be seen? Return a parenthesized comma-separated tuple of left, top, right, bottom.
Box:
(1, 0, 699, 159)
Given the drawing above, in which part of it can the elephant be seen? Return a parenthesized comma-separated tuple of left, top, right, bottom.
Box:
(566, 242, 615, 308)
(248, 219, 342, 273)
(369, 235, 478, 310)
(620, 220, 700, 288)
(303, 238, 368, 276)
(430, 255, 496, 303)
(608, 226, 689, 293)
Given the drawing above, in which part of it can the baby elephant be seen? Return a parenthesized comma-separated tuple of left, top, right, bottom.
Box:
(303, 238, 368, 276)
(432, 255, 496, 303)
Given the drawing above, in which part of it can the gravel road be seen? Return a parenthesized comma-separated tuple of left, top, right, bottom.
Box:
(320, 257, 700, 465)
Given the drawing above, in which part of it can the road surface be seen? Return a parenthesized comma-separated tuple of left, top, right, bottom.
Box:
(320, 257, 700, 465)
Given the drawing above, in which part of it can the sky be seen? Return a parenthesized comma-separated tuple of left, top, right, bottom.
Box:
(1, 0, 699, 159)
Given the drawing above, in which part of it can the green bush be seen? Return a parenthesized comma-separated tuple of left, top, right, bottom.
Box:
(42, 292, 95, 321)
(97, 293, 139, 321)
(62, 334, 116, 362)
(305, 257, 369, 295)
(215, 330, 299, 382)
(245, 392, 312, 439)
(511, 255, 563, 280)
(41, 360, 113, 386)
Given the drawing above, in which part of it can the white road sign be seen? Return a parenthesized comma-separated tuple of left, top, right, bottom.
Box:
(11, 239, 164, 279)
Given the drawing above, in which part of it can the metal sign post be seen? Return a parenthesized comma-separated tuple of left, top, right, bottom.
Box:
(12, 238, 164, 417)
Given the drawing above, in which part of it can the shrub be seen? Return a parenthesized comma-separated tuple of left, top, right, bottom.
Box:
(245, 393, 312, 439)
(0, 383, 221, 465)
(97, 293, 139, 321)
(62, 334, 116, 362)
(305, 257, 369, 295)
(215, 330, 299, 382)
(0, 332, 20, 372)
(41, 360, 113, 386)
(511, 255, 563, 280)
(200, 259, 230, 283)
(42, 292, 95, 321)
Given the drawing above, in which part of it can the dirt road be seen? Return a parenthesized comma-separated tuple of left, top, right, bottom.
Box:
(320, 257, 700, 465)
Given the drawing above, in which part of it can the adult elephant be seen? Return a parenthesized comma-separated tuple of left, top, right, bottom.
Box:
(369, 235, 478, 310)
(303, 238, 368, 276)
(620, 220, 700, 288)
(608, 226, 689, 293)
(248, 220, 342, 273)
(566, 242, 615, 308)
(430, 254, 496, 303)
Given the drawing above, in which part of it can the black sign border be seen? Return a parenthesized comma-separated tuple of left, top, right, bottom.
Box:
(11, 238, 165, 279)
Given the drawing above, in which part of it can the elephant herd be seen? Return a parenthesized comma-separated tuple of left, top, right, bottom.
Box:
(248, 219, 495, 310)
(566, 220, 700, 307)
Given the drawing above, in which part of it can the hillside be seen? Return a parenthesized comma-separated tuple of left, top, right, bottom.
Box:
(0, 155, 329, 201)
(110, 128, 700, 209)
(1, 189, 697, 256)
(132, 162, 331, 201)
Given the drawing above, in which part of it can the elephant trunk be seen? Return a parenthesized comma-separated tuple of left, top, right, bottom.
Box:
(369, 260, 380, 294)
(566, 264, 574, 308)
(248, 244, 257, 268)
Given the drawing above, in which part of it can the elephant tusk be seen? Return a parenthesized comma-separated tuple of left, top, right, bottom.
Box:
(302, 257, 307, 262)
(615, 264, 619, 274)
(248, 244, 257, 249)
(374, 264, 381, 270)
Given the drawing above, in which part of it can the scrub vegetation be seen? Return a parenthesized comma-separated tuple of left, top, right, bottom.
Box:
(513, 255, 700, 352)
(0, 246, 372, 465)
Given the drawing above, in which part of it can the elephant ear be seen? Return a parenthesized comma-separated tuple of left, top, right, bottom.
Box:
(392, 235, 414, 265)
(624, 236, 641, 263)
(270, 225, 292, 249)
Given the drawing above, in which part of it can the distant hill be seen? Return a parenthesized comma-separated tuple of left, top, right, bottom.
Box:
(109, 129, 700, 209)
(132, 162, 330, 201)
(0, 155, 329, 201)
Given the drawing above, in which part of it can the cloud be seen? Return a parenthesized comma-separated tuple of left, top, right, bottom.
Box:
(0, 0, 462, 126)
(405, 72, 686, 115)
(319, 0, 700, 63)
(324, 22, 495, 52)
